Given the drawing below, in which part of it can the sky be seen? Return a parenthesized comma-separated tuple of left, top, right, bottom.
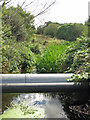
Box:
(46, 0, 89, 23)
(35, 0, 89, 27)
(0, 0, 90, 27)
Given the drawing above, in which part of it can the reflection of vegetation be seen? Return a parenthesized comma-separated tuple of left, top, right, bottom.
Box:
(1, 101, 45, 119)
(43, 92, 90, 120)
(20, 104, 38, 115)
(0, 106, 45, 119)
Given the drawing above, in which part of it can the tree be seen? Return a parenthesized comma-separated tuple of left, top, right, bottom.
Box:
(1, 0, 56, 18)
(37, 25, 45, 34)
(45, 21, 52, 27)
(1, 0, 57, 40)
(44, 23, 59, 37)
(2, 5, 35, 41)
(56, 23, 88, 41)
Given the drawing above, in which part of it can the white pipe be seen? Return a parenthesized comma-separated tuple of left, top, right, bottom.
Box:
(1, 74, 74, 83)
(0, 74, 89, 93)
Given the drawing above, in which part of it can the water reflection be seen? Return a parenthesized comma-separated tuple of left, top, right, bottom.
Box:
(2, 93, 69, 119)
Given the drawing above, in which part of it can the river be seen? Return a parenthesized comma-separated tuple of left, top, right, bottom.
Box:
(1, 93, 70, 119)
(1, 91, 89, 119)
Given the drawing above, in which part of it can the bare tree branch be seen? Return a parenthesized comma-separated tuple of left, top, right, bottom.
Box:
(21, 0, 26, 7)
(1, 0, 57, 28)
(23, 0, 34, 9)
(1, 0, 12, 7)
(34, 0, 56, 18)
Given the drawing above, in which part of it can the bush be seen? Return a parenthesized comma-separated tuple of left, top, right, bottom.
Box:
(65, 37, 90, 74)
(2, 41, 36, 73)
(56, 23, 88, 41)
(30, 44, 41, 54)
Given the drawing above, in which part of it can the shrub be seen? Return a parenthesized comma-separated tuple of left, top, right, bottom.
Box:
(20, 46, 36, 73)
(65, 37, 90, 74)
(30, 44, 41, 54)
(37, 25, 45, 34)
(2, 41, 36, 73)
(31, 39, 35, 43)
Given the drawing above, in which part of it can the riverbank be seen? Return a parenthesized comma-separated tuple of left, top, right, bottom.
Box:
(58, 93, 90, 120)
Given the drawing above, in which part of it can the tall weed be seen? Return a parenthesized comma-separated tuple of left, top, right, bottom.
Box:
(36, 42, 69, 73)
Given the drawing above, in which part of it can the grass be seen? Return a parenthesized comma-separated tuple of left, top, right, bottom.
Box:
(35, 34, 61, 48)
(36, 43, 69, 73)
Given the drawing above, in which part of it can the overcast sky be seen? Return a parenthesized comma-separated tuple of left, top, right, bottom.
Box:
(36, 0, 89, 27)
(29, 0, 90, 27)
(46, 0, 89, 24)
(1, 0, 90, 27)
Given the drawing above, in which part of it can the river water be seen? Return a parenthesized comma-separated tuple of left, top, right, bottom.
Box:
(2, 93, 69, 119)
(1, 91, 89, 119)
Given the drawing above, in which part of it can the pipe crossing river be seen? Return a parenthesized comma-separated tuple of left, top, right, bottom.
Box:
(1, 74, 74, 83)
(0, 74, 89, 93)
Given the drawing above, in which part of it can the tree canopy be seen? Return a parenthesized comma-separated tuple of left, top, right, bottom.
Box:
(56, 23, 88, 41)
(2, 5, 35, 42)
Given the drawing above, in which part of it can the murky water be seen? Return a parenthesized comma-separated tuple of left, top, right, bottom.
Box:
(2, 93, 69, 119)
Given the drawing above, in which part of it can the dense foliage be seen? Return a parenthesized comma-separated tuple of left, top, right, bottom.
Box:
(1, 3, 89, 83)
(2, 40, 36, 73)
(2, 5, 35, 42)
(37, 25, 45, 35)
(36, 36, 90, 78)
(37, 21, 60, 37)
(56, 23, 87, 41)
(2, 5, 36, 73)
(66, 37, 90, 73)
(37, 23, 87, 41)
